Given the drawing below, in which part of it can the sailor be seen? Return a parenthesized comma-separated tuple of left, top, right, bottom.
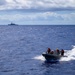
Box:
(47, 48, 51, 54)
(50, 51, 54, 54)
(55, 48, 60, 55)
(61, 49, 64, 56)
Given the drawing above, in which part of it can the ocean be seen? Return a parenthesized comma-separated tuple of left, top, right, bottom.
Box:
(0, 25, 75, 75)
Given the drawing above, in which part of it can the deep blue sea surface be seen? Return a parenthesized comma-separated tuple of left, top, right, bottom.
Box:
(0, 25, 75, 75)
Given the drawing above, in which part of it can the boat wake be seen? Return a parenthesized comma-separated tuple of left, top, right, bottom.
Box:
(33, 55, 45, 61)
(33, 46, 75, 62)
(60, 46, 75, 61)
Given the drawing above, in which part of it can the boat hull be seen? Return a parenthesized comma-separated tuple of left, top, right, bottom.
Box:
(42, 53, 62, 62)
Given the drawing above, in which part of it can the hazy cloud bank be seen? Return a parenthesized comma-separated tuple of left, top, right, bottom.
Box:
(0, 0, 75, 11)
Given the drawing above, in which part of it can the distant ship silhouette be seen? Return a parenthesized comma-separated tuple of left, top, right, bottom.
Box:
(8, 22, 18, 25)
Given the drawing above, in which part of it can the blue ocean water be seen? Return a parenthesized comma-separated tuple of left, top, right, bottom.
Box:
(0, 25, 75, 75)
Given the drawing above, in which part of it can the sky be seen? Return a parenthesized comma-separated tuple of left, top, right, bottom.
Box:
(0, 0, 75, 25)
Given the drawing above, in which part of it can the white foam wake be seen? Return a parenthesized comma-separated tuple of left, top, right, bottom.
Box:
(33, 55, 45, 61)
(60, 46, 75, 61)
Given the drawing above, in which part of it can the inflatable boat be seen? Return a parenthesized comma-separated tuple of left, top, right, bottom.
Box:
(42, 52, 65, 62)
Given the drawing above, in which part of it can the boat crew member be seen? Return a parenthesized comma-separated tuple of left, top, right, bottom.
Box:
(61, 49, 64, 56)
(47, 48, 51, 54)
(50, 51, 54, 54)
(55, 48, 60, 55)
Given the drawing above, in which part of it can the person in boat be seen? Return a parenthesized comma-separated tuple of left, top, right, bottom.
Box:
(50, 51, 54, 54)
(54, 48, 60, 55)
(56, 48, 60, 55)
(46, 48, 51, 54)
(61, 49, 64, 56)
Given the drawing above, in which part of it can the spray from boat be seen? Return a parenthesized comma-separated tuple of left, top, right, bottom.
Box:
(60, 46, 75, 61)
(33, 55, 45, 61)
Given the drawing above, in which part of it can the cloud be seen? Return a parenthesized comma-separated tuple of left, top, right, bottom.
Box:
(0, 11, 75, 21)
(0, 0, 7, 5)
(0, 0, 75, 25)
(0, 11, 75, 25)
(0, 0, 75, 11)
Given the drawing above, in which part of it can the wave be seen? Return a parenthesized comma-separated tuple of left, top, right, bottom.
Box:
(33, 45, 75, 62)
